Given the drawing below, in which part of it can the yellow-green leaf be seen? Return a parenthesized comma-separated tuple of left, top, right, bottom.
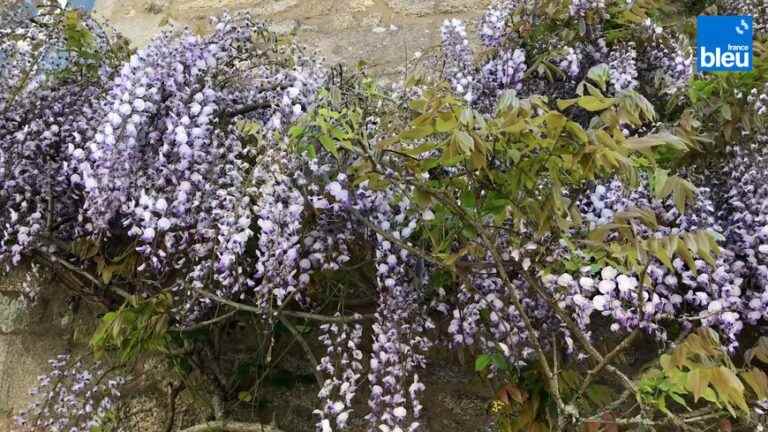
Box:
(624, 132, 687, 152)
(318, 134, 339, 159)
(741, 368, 768, 400)
(544, 112, 567, 140)
(686, 367, 712, 402)
(454, 131, 475, 154)
(711, 366, 749, 414)
(436, 112, 458, 132)
(557, 98, 578, 110)
(577, 95, 615, 111)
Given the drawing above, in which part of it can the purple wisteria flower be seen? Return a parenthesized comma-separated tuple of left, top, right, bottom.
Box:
(15, 354, 126, 432)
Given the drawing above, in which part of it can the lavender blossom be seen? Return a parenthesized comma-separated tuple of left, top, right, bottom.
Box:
(607, 44, 638, 93)
(315, 320, 364, 431)
(15, 354, 126, 432)
(440, 19, 480, 103)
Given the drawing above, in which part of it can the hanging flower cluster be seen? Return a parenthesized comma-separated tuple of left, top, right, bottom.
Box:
(481, 48, 527, 96)
(359, 188, 432, 432)
(14, 354, 126, 432)
(606, 43, 639, 93)
(636, 19, 693, 96)
(438, 0, 694, 109)
(550, 166, 768, 351)
(477, 0, 516, 48)
(1, 5, 326, 321)
(0, 83, 102, 267)
(440, 19, 480, 103)
(315, 320, 364, 431)
(0, 3, 62, 110)
(251, 157, 355, 310)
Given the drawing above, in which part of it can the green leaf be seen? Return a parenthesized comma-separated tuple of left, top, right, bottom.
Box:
(544, 112, 567, 140)
(720, 103, 732, 121)
(740, 368, 768, 400)
(701, 387, 719, 404)
(660, 354, 674, 373)
(578, 95, 615, 111)
(459, 108, 474, 126)
(460, 189, 476, 208)
(454, 131, 475, 154)
(496, 90, 519, 112)
(675, 238, 698, 276)
(652, 168, 670, 199)
(565, 121, 588, 144)
(746, 337, 768, 365)
(624, 132, 687, 152)
(400, 124, 434, 140)
(101, 266, 114, 284)
(685, 368, 712, 402)
(711, 366, 749, 415)
(646, 238, 673, 270)
(475, 354, 492, 372)
(408, 98, 428, 112)
(436, 112, 458, 132)
(557, 98, 578, 110)
(668, 391, 690, 409)
(586, 64, 610, 91)
(318, 134, 339, 159)
(238, 391, 253, 402)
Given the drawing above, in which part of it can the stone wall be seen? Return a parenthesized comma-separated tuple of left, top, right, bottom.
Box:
(93, 0, 489, 78)
(0, 268, 89, 431)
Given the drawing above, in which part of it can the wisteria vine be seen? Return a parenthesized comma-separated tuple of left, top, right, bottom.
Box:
(3, 0, 768, 431)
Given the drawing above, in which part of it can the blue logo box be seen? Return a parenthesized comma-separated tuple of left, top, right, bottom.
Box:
(696, 15, 753, 73)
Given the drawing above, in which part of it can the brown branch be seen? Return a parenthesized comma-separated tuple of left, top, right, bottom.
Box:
(169, 310, 238, 332)
(281, 309, 375, 323)
(33, 250, 134, 301)
(348, 207, 446, 269)
(0, 290, 22, 298)
(179, 420, 285, 432)
(193, 287, 374, 323)
(584, 327, 697, 428)
(571, 329, 640, 404)
(278, 315, 323, 386)
(164, 382, 185, 432)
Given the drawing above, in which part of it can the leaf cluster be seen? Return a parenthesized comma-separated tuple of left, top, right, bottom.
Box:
(639, 329, 768, 418)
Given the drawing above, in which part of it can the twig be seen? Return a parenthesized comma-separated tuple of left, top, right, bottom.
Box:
(33, 249, 134, 301)
(225, 101, 273, 117)
(193, 287, 373, 323)
(169, 310, 238, 332)
(278, 315, 323, 386)
(571, 329, 640, 403)
(348, 207, 446, 269)
(585, 328, 697, 430)
(281, 309, 374, 323)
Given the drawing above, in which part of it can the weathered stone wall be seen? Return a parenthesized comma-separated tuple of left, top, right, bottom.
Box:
(0, 268, 72, 431)
(0, 267, 107, 431)
(93, 0, 489, 77)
